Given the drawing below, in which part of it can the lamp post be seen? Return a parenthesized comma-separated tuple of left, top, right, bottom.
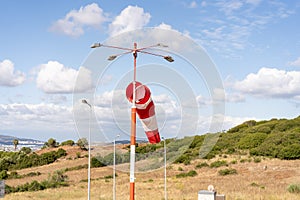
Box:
(113, 134, 120, 200)
(162, 137, 167, 200)
(91, 42, 174, 200)
(82, 99, 92, 200)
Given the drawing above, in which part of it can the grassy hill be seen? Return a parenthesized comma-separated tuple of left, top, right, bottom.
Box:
(1, 116, 300, 199)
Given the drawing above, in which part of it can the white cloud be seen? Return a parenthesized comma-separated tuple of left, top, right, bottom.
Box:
(188, 1, 198, 8)
(196, 1, 294, 56)
(0, 59, 26, 87)
(156, 23, 191, 38)
(289, 57, 300, 67)
(36, 61, 92, 94)
(156, 23, 172, 30)
(49, 3, 107, 37)
(109, 5, 151, 36)
(233, 67, 300, 99)
(0, 103, 73, 130)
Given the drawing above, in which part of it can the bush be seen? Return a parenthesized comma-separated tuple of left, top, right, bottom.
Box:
(47, 138, 58, 148)
(287, 183, 300, 193)
(176, 170, 198, 178)
(20, 147, 32, 154)
(60, 140, 75, 146)
(278, 144, 300, 160)
(5, 171, 68, 194)
(218, 168, 237, 176)
(0, 170, 8, 179)
(56, 148, 67, 158)
(196, 162, 209, 169)
(91, 157, 106, 168)
(230, 160, 237, 164)
(210, 160, 228, 168)
(178, 167, 183, 171)
(174, 154, 191, 164)
(237, 132, 267, 149)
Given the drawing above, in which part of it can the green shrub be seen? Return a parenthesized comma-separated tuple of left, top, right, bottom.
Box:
(174, 154, 191, 164)
(5, 171, 68, 194)
(196, 162, 209, 169)
(210, 160, 228, 168)
(104, 175, 113, 179)
(176, 170, 198, 178)
(253, 157, 261, 163)
(91, 157, 106, 168)
(56, 148, 67, 157)
(20, 147, 32, 154)
(218, 168, 237, 176)
(0, 170, 8, 179)
(230, 160, 237, 164)
(287, 183, 300, 193)
(60, 140, 75, 146)
(237, 132, 267, 149)
(278, 144, 300, 160)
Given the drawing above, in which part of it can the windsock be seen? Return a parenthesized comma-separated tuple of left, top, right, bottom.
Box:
(126, 81, 161, 144)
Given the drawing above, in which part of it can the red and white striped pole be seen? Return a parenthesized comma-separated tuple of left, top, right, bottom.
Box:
(129, 43, 137, 200)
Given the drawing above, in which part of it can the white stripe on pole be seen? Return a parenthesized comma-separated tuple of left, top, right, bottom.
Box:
(130, 145, 135, 183)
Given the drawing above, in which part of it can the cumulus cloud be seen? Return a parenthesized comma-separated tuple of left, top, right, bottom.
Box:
(49, 3, 108, 37)
(233, 67, 300, 99)
(0, 59, 26, 87)
(109, 5, 151, 36)
(36, 61, 92, 93)
(0, 103, 73, 130)
(289, 57, 300, 67)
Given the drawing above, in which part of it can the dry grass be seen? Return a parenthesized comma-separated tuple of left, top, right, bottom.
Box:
(3, 147, 300, 200)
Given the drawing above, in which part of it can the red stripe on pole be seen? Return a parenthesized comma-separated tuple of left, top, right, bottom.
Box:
(126, 82, 161, 144)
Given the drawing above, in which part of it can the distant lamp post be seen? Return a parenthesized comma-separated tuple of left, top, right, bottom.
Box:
(82, 99, 92, 200)
(113, 134, 120, 200)
(91, 42, 173, 200)
(162, 137, 167, 200)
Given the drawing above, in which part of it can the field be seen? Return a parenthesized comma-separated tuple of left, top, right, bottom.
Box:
(3, 146, 300, 200)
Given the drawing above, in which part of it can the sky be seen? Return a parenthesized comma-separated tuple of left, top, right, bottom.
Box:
(1, 0, 300, 143)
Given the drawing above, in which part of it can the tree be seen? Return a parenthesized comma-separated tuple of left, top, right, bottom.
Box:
(47, 138, 58, 148)
(13, 139, 19, 151)
(77, 138, 88, 150)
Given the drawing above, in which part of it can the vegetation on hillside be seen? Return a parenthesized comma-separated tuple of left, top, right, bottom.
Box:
(174, 116, 300, 163)
(0, 148, 66, 179)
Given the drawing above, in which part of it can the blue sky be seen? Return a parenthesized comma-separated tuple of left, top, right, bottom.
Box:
(1, 0, 300, 142)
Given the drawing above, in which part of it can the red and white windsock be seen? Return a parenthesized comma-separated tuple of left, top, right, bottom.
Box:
(126, 81, 161, 144)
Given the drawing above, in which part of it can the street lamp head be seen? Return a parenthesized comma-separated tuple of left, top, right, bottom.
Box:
(157, 43, 168, 48)
(108, 55, 117, 61)
(90, 43, 101, 48)
(164, 56, 174, 62)
(82, 99, 91, 107)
